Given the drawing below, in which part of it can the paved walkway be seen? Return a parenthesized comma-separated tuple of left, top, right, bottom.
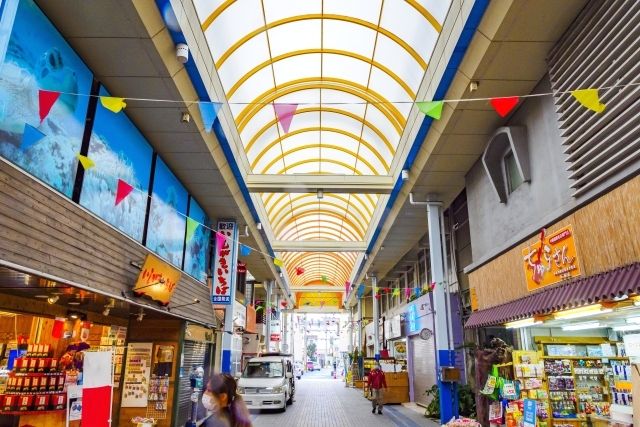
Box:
(251, 369, 439, 427)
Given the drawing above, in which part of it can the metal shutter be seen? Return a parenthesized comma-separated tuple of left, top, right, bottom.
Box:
(410, 334, 437, 406)
(175, 341, 209, 426)
(547, 0, 640, 197)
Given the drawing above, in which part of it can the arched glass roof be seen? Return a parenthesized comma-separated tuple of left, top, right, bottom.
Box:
(194, 0, 451, 303)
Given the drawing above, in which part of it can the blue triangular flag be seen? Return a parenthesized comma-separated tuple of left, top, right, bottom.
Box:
(240, 244, 252, 256)
(198, 101, 222, 132)
(21, 124, 45, 149)
(357, 284, 365, 298)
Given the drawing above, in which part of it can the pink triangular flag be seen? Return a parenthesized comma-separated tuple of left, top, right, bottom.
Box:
(115, 179, 134, 206)
(39, 90, 61, 123)
(216, 231, 226, 256)
(273, 103, 298, 133)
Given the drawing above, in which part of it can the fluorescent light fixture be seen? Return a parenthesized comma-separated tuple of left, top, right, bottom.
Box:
(613, 324, 640, 332)
(505, 318, 542, 329)
(554, 304, 612, 320)
(562, 322, 602, 331)
(627, 317, 640, 324)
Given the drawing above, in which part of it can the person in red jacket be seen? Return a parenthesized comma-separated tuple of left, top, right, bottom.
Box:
(368, 363, 388, 415)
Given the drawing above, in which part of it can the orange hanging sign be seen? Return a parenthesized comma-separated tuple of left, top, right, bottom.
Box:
(133, 254, 182, 306)
(522, 225, 581, 292)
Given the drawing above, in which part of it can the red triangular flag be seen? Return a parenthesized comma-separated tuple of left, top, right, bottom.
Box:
(295, 266, 305, 276)
(273, 103, 298, 133)
(490, 96, 519, 117)
(39, 89, 61, 123)
(114, 179, 134, 206)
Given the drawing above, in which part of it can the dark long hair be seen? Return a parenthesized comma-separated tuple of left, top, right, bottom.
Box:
(208, 374, 252, 427)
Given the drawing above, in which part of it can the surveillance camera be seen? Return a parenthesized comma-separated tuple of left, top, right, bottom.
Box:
(176, 43, 189, 63)
(181, 112, 190, 123)
(401, 169, 409, 181)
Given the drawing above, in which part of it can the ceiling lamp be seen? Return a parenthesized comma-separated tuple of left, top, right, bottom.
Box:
(553, 304, 612, 320)
(562, 322, 603, 331)
(47, 295, 59, 305)
(505, 318, 542, 329)
(317, 190, 323, 200)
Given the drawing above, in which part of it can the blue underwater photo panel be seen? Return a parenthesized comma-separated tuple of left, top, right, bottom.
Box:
(147, 157, 188, 268)
(184, 198, 210, 283)
(79, 87, 153, 242)
(0, 0, 92, 197)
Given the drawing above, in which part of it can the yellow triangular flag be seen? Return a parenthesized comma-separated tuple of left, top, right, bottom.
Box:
(571, 89, 605, 113)
(76, 154, 95, 170)
(100, 96, 127, 113)
(273, 258, 283, 267)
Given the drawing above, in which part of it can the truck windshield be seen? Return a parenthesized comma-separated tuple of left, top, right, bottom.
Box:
(242, 361, 284, 378)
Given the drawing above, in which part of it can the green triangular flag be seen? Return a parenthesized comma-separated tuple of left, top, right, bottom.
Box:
(186, 217, 199, 242)
(321, 275, 328, 283)
(416, 100, 444, 120)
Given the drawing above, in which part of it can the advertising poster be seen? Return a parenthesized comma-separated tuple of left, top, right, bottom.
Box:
(212, 221, 238, 305)
(0, 0, 92, 197)
(146, 157, 188, 268)
(121, 343, 153, 408)
(523, 399, 537, 427)
(183, 198, 210, 283)
(79, 86, 153, 242)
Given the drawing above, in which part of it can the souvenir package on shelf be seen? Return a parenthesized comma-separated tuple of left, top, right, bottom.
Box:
(573, 359, 609, 416)
(608, 360, 632, 407)
(511, 351, 550, 425)
(444, 417, 481, 427)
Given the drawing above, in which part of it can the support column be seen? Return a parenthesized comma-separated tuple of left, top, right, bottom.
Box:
(216, 221, 239, 375)
(265, 280, 272, 352)
(427, 202, 458, 424)
(356, 298, 362, 351)
(371, 276, 380, 359)
(282, 305, 288, 354)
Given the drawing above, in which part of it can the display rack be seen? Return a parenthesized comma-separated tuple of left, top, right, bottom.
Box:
(512, 351, 549, 425)
(99, 325, 127, 388)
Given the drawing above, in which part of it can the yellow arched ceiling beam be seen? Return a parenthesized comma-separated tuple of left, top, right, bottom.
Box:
(275, 158, 364, 176)
(282, 251, 358, 263)
(269, 192, 372, 231)
(284, 254, 354, 278)
(279, 220, 360, 241)
(293, 229, 357, 243)
(271, 201, 367, 237)
(227, 48, 415, 100)
(246, 106, 395, 155)
(279, 222, 360, 242)
(273, 212, 364, 241)
(236, 77, 405, 133)
(273, 209, 364, 242)
(272, 209, 365, 242)
(206, 14, 428, 71)
(266, 192, 374, 223)
(251, 127, 390, 172)
(259, 143, 382, 175)
(201, 0, 235, 30)
(406, 0, 443, 32)
(288, 262, 351, 284)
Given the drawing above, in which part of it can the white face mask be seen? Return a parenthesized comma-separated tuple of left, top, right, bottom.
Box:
(202, 393, 217, 411)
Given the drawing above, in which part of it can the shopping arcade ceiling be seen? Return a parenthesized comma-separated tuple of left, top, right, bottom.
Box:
(193, 0, 453, 307)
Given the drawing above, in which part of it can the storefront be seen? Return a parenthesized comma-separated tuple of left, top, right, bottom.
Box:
(404, 294, 437, 406)
(466, 180, 640, 426)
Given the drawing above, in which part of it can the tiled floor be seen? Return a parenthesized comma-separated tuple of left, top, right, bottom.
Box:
(250, 370, 439, 427)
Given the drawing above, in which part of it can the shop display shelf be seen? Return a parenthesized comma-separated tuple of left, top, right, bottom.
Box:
(9, 372, 63, 377)
(542, 356, 628, 360)
(0, 409, 65, 415)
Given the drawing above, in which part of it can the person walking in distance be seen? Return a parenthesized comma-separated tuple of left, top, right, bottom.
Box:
(368, 363, 388, 415)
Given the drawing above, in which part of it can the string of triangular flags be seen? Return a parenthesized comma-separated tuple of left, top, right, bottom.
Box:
(29, 81, 631, 274)
(35, 83, 635, 138)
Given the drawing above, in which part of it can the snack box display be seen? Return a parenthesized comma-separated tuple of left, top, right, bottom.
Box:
(34, 394, 50, 411)
(51, 393, 66, 410)
(17, 394, 34, 411)
(1, 394, 17, 411)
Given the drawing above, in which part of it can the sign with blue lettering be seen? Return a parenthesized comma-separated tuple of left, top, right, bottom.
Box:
(523, 399, 536, 427)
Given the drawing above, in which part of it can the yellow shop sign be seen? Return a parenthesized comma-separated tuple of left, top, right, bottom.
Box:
(133, 254, 182, 305)
(522, 225, 581, 292)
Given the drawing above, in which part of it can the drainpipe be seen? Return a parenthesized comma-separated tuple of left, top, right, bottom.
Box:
(371, 275, 380, 359)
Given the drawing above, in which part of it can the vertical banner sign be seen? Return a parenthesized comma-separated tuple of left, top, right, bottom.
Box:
(523, 399, 537, 427)
(212, 221, 238, 305)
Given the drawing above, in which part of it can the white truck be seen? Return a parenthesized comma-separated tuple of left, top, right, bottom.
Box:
(236, 353, 295, 412)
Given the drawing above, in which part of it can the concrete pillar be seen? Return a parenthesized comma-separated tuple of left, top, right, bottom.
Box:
(427, 202, 458, 423)
(265, 280, 272, 352)
(217, 221, 239, 374)
(356, 298, 362, 351)
(371, 276, 380, 358)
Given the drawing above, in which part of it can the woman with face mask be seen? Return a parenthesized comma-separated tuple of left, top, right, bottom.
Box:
(202, 373, 252, 427)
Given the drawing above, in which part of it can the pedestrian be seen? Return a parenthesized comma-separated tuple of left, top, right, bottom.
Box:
(202, 373, 252, 427)
(368, 363, 388, 415)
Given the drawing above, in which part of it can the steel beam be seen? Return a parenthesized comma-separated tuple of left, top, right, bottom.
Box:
(245, 174, 394, 194)
(272, 241, 367, 252)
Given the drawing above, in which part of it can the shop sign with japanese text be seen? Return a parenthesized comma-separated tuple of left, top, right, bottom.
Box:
(133, 254, 182, 306)
(522, 225, 581, 292)
(212, 221, 238, 305)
